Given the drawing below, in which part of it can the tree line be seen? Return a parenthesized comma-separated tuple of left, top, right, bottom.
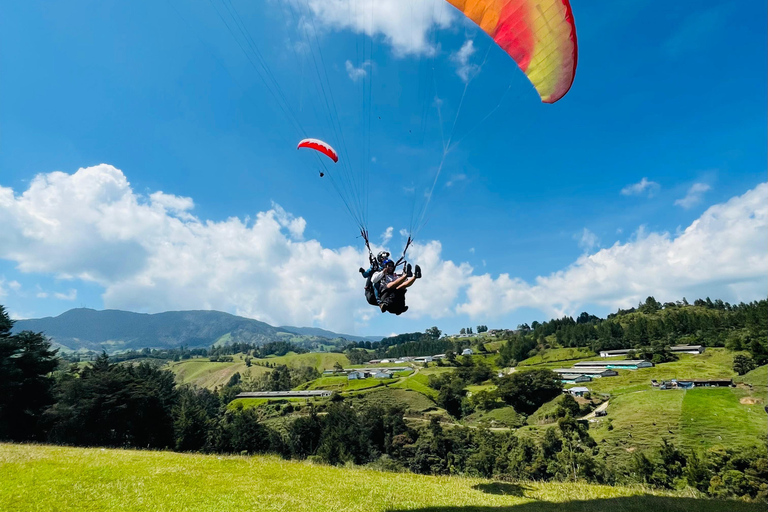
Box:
(498, 297, 767, 366)
(1, 303, 766, 502)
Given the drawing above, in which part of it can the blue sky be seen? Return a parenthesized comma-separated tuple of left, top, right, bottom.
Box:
(0, 0, 766, 336)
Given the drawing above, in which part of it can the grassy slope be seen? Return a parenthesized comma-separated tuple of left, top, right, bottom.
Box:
(391, 372, 439, 399)
(518, 347, 596, 366)
(168, 352, 350, 389)
(168, 359, 266, 388)
(355, 387, 437, 413)
(585, 349, 737, 396)
(2, 443, 760, 512)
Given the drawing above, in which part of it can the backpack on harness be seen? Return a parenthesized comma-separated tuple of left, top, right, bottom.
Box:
(364, 276, 378, 306)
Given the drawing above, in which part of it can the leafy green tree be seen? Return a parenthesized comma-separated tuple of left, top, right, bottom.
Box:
(48, 354, 177, 448)
(495, 370, 562, 415)
(0, 307, 59, 441)
(425, 326, 442, 339)
(733, 354, 756, 375)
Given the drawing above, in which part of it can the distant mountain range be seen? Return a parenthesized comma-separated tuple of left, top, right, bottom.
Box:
(11, 308, 382, 353)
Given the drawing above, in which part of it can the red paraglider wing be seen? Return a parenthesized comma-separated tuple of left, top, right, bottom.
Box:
(297, 138, 339, 163)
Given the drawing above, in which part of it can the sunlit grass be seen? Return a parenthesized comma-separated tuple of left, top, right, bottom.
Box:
(0, 444, 760, 512)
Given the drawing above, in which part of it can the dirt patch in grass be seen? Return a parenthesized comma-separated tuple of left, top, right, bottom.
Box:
(740, 397, 762, 405)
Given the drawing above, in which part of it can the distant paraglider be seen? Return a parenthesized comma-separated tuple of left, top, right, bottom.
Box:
(297, 138, 339, 163)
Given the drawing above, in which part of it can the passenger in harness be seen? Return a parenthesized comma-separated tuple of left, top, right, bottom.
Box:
(360, 251, 389, 306)
(371, 259, 421, 315)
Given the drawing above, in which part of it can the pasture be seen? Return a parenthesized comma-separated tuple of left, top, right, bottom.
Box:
(1, 443, 761, 512)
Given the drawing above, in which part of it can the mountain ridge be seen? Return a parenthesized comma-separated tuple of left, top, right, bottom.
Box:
(11, 308, 383, 352)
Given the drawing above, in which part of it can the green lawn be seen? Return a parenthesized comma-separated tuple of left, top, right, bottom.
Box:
(1, 443, 760, 512)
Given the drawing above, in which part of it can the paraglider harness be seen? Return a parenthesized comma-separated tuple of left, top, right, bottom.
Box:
(361, 229, 413, 309)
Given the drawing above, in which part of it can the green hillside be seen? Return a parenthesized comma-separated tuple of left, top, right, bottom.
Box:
(168, 352, 350, 388)
(2, 443, 761, 512)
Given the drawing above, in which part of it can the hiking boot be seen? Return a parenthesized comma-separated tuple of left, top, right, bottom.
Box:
(406, 263, 413, 277)
(380, 303, 388, 313)
(414, 265, 422, 279)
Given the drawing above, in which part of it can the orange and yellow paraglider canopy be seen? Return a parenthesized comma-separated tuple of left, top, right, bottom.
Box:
(445, 0, 577, 103)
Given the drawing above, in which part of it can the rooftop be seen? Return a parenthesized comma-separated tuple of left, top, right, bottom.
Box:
(574, 360, 650, 366)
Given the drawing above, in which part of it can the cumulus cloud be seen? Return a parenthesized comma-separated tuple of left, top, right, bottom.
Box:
(54, 289, 78, 301)
(381, 227, 394, 245)
(621, 177, 660, 197)
(0, 164, 765, 331)
(345, 59, 369, 81)
(675, 182, 711, 209)
(0, 165, 438, 331)
(302, 0, 454, 56)
(445, 173, 466, 187)
(451, 40, 479, 82)
(457, 183, 768, 319)
(576, 228, 599, 252)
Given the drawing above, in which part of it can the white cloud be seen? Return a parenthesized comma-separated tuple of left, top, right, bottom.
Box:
(621, 178, 661, 197)
(576, 228, 599, 252)
(445, 173, 466, 187)
(54, 289, 78, 301)
(621, 177, 660, 197)
(36, 292, 48, 299)
(451, 40, 479, 82)
(469, 247, 475, 254)
(345, 60, 369, 81)
(675, 182, 711, 209)
(302, 0, 454, 56)
(457, 183, 768, 319)
(381, 227, 394, 245)
(0, 164, 765, 331)
(8, 280, 21, 291)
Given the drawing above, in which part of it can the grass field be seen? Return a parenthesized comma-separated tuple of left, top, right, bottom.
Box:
(589, 385, 766, 462)
(168, 359, 265, 388)
(391, 372, 439, 399)
(1, 443, 761, 512)
(354, 387, 437, 413)
(464, 406, 524, 429)
(679, 387, 766, 450)
(167, 352, 350, 389)
(518, 348, 596, 367)
(585, 349, 738, 396)
(303, 375, 387, 392)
